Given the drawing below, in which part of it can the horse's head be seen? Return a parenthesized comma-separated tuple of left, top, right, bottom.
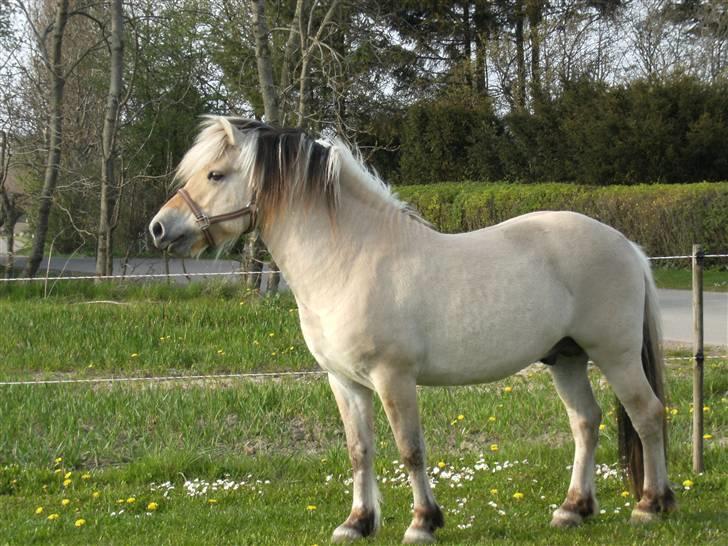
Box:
(149, 117, 262, 256)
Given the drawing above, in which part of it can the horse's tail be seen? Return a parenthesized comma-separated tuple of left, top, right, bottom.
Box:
(617, 245, 668, 499)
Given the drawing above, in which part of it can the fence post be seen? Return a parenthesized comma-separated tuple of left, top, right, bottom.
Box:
(692, 244, 704, 473)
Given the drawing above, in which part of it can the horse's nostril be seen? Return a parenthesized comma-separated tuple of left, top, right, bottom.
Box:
(151, 221, 165, 240)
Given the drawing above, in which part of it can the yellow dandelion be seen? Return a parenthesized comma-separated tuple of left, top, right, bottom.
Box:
(35, 506, 44, 515)
(599, 424, 606, 431)
(147, 502, 159, 511)
(64, 471, 72, 479)
(490, 443, 499, 452)
(92, 491, 100, 499)
(81, 473, 91, 480)
(670, 408, 678, 416)
(74, 518, 86, 528)
(131, 353, 139, 358)
(703, 406, 711, 412)
(87, 363, 94, 368)
(126, 497, 136, 504)
(217, 349, 224, 354)
(703, 433, 713, 440)
(208, 499, 218, 504)
(54, 457, 63, 464)
(116, 499, 125, 504)
(490, 488, 498, 495)
(457, 414, 465, 421)
(61, 499, 71, 507)
(268, 332, 275, 337)
(306, 504, 317, 511)
(682, 479, 694, 488)
(63, 479, 72, 487)
(47, 513, 60, 521)
(54, 469, 62, 475)
(503, 386, 513, 393)
(488, 416, 497, 423)
(437, 461, 446, 469)
(513, 492, 525, 500)
(620, 490, 631, 498)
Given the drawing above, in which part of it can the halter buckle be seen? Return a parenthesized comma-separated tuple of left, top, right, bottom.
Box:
(195, 213, 210, 230)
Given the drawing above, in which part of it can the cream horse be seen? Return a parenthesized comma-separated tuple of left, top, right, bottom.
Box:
(150, 117, 676, 543)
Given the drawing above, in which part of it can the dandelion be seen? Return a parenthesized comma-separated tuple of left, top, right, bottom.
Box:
(268, 332, 275, 337)
(54, 457, 63, 464)
(81, 473, 91, 480)
(126, 497, 136, 504)
(488, 416, 496, 423)
(147, 502, 159, 511)
(513, 492, 525, 500)
(217, 349, 225, 355)
(670, 408, 678, 416)
(457, 414, 465, 421)
(306, 505, 317, 511)
(64, 471, 72, 479)
(61, 499, 71, 507)
(703, 406, 711, 412)
(35, 507, 44, 515)
(437, 461, 447, 469)
(131, 353, 139, 358)
(74, 518, 86, 528)
(47, 513, 60, 521)
(54, 469, 62, 475)
(490, 488, 498, 495)
(503, 386, 513, 393)
(116, 499, 126, 504)
(620, 490, 631, 498)
(490, 444, 499, 452)
(63, 479, 72, 487)
(599, 424, 606, 431)
(92, 491, 101, 499)
(682, 479, 694, 489)
(208, 499, 218, 504)
(703, 434, 713, 440)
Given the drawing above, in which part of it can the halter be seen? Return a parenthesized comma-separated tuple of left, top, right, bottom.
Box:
(176, 187, 258, 248)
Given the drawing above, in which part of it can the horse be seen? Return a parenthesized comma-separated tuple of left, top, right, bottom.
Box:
(149, 116, 676, 544)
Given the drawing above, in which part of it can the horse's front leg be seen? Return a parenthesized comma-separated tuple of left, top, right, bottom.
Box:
(328, 373, 380, 543)
(373, 371, 444, 544)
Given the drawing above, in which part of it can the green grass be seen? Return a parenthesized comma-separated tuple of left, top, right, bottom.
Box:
(0, 362, 725, 544)
(652, 267, 728, 292)
(0, 281, 726, 544)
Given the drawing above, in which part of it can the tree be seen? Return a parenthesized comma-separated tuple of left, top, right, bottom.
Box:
(23, 0, 70, 278)
(96, 0, 124, 277)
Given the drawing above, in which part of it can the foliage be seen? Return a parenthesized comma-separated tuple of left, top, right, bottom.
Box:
(397, 181, 728, 256)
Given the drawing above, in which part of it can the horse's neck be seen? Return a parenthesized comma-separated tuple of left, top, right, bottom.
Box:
(261, 171, 428, 307)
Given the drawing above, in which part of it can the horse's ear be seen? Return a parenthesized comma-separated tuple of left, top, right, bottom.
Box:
(218, 117, 238, 146)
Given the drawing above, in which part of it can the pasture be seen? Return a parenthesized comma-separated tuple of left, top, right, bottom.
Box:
(0, 283, 726, 545)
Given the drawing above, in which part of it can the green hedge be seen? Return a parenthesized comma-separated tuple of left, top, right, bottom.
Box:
(396, 182, 728, 258)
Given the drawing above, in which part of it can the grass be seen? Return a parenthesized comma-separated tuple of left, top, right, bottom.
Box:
(652, 267, 728, 292)
(0, 281, 726, 544)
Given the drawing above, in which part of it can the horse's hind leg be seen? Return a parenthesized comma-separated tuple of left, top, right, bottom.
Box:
(328, 374, 381, 543)
(373, 371, 443, 544)
(549, 353, 602, 528)
(591, 348, 676, 523)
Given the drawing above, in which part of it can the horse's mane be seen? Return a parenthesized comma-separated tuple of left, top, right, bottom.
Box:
(177, 116, 428, 227)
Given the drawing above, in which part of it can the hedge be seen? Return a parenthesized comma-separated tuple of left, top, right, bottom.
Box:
(395, 182, 728, 258)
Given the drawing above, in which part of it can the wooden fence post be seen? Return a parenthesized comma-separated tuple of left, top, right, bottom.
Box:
(692, 243, 704, 473)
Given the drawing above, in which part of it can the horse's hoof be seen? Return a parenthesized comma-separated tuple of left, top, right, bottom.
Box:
(630, 508, 660, 524)
(550, 507, 584, 528)
(402, 526, 437, 544)
(332, 524, 364, 543)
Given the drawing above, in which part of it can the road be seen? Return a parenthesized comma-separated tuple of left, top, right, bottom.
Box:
(3, 256, 727, 346)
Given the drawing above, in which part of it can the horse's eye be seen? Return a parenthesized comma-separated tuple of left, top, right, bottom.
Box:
(208, 171, 225, 181)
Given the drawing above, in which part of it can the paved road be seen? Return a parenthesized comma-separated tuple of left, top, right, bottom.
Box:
(3, 256, 726, 346)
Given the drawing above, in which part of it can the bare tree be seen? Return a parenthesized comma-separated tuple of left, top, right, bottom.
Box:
(22, 0, 70, 278)
(96, 0, 124, 277)
(0, 129, 23, 278)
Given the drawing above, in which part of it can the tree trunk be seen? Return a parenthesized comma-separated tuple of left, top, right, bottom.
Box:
(96, 0, 124, 279)
(24, 0, 69, 278)
(527, 0, 542, 107)
(249, 0, 279, 294)
(513, 0, 527, 111)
